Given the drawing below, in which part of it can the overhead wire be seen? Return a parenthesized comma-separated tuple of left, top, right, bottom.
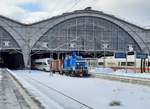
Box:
(65, 0, 82, 12)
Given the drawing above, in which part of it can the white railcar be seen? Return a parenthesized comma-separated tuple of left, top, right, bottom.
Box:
(98, 55, 150, 73)
(33, 58, 51, 71)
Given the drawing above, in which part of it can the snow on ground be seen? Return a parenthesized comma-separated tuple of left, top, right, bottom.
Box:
(90, 68, 114, 74)
(91, 67, 150, 79)
(113, 69, 150, 79)
(8, 69, 150, 109)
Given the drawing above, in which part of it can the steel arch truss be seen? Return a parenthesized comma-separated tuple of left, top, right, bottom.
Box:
(33, 16, 141, 52)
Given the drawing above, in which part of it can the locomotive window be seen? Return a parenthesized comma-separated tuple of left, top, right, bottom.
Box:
(34, 62, 43, 65)
(121, 62, 126, 66)
(127, 62, 135, 66)
(98, 62, 104, 65)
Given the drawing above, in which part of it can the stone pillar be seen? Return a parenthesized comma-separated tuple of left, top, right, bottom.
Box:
(22, 46, 30, 69)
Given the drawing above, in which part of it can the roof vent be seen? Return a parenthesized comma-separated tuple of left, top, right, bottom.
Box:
(84, 7, 92, 10)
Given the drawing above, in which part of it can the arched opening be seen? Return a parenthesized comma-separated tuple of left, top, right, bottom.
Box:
(0, 27, 24, 69)
(0, 51, 24, 69)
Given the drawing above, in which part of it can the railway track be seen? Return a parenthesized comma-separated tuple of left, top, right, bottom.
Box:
(7, 69, 150, 109)
(94, 73, 150, 86)
(25, 75, 93, 109)
(8, 69, 93, 109)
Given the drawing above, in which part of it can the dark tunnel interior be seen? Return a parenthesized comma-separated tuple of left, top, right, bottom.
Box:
(0, 52, 24, 69)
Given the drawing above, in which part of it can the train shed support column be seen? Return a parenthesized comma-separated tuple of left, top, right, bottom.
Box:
(22, 46, 30, 69)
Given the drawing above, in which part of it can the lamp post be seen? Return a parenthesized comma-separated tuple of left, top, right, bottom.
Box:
(125, 50, 128, 73)
(45, 43, 53, 76)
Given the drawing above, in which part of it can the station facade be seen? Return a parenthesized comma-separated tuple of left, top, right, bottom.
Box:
(0, 7, 150, 68)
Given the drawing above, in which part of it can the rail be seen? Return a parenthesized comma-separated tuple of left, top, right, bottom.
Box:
(7, 69, 93, 109)
(26, 75, 93, 109)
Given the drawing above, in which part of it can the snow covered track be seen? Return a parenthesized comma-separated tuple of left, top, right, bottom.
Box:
(94, 73, 150, 86)
(20, 75, 93, 109)
(7, 70, 150, 109)
(8, 69, 93, 109)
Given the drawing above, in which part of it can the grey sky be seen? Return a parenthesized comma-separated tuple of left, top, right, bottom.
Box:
(0, 0, 150, 28)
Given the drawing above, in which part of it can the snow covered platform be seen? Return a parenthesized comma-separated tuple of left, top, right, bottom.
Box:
(8, 69, 150, 109)
(91, 68, 150, 79)
(0, 69, 31, 109)
(90, 68, 150, 86)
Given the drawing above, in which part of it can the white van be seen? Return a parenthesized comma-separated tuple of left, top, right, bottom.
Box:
(33, 58, 51, 71)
